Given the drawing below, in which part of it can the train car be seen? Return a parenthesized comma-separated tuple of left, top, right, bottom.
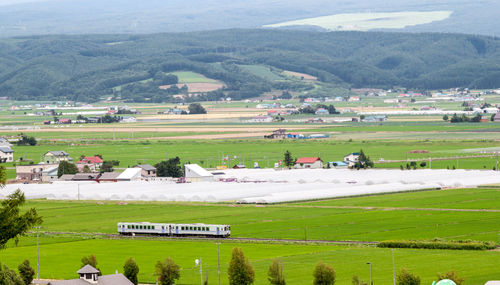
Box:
(117, 222, 231, 237)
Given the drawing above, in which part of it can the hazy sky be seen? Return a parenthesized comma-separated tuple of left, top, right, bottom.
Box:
(0, 0, 51, 6)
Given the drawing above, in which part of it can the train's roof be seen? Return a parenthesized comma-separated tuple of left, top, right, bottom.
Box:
(118, 222, 229, 226)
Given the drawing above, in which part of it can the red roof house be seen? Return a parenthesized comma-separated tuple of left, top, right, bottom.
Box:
(76, 156, 103, 172)
(294, 157, 323, 169)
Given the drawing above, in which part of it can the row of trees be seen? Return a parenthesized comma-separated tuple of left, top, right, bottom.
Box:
(442, 113, 482, 123)
(79, 249, 464, 285)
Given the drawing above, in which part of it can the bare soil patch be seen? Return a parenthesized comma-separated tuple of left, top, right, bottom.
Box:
(283, 70, 317, 81)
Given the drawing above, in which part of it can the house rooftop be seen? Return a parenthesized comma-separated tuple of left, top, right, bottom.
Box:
(77, 264, 100, 274)
(135, 164, 156, 171)
(295, 157, 322, 164)
(77, 156, 103, 164)
(46, 151, 69, 156)
(0, 146, 13, 153)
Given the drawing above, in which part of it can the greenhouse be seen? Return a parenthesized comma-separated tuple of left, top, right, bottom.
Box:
(2, 169, 500, 204)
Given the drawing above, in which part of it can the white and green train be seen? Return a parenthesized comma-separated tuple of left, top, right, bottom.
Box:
(117, 222, 231, 237)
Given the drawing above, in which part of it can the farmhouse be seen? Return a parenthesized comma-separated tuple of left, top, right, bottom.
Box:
(58, 118, 72, 124)
(184, 164, 214, 182)
(44, 151, 73, 164)
(344, 152, 360, 167)
(294, 157, 323, 169)
(135, 164, 157, 178)
(16, 164, 58, 181)
(315, 108, 329, 115)
(264, 129, 287, 139)
(0, 146, 14, 163)
(41, 264, 134, 285)
(76, 156, 103, 172)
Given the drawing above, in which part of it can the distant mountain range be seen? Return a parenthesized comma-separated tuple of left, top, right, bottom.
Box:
(1, 30, 499, 102)
(0, 0, 499, 37)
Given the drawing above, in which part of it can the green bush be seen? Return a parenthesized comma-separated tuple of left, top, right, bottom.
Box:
(377, 240, 496, 250)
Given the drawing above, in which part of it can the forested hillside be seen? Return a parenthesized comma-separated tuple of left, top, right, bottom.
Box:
(1, 30, 500, 102)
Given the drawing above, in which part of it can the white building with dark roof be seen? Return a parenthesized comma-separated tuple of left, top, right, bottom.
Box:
(44, 151, 73, 164)
(35, 264, 134, 285)
(0, 146, 14, 162)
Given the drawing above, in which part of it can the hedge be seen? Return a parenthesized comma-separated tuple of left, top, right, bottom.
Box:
(377, 240, 497, 250)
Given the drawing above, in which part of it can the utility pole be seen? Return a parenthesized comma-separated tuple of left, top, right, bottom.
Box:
(34, 226, 41, 280)
(392, 249, 396, 285)
(367, 262, 373, 285)
(217, 243, 221, 285)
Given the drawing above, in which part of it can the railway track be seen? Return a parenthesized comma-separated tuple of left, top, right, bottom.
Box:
(27, 230, 379, 245)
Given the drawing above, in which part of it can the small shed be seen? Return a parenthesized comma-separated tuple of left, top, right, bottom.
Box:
(184, 164, 214, 182)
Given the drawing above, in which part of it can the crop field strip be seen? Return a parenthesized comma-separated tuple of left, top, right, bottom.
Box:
(19, 188, 500, 242)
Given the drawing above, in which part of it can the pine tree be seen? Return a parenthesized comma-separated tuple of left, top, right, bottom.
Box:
(284, 150, 294, 169)
(18, 260, 35, 285)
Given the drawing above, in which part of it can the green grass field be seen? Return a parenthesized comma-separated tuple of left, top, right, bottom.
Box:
(19, 188, 500, 242)
(297, 188, 500, 210)
(5, 139, 500, 171)
(1, 237, 499, 284)
(1, 188, 499, 284)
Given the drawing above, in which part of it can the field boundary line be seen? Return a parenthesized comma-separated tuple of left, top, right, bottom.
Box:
(284, 205, 500, 212)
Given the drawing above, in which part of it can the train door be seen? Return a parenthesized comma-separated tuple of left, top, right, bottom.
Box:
(169, 225, 172, 236)
(216, 227, 220, 236)
(175, 226, 179, 235)
(161, 225, 165, 235)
